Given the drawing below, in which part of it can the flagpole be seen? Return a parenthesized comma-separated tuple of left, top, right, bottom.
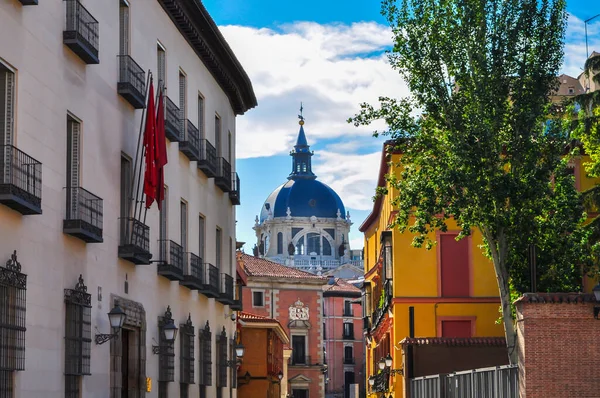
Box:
(143, 79, 163, 225)
(132, 71, 153, 222)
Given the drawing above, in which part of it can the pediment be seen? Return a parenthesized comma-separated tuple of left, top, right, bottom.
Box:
(289, 374, 312, 383)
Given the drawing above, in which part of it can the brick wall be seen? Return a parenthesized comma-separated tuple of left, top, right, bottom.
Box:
(516, 294, 600, 398)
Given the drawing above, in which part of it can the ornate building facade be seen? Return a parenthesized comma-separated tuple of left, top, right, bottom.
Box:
(253, 116, 361, 274)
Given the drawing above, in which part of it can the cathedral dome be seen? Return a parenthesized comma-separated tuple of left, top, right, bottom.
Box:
(259, 113, 346, 223)
(260, 179, 346, 222)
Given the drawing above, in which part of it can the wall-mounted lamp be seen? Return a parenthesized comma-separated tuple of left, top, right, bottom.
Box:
(379, 353, 404, 376)
(368, 376, 375, 386)
(225, 343, 245, 367)
(95, 304, 127, 345)
(153, 307, 178, 355)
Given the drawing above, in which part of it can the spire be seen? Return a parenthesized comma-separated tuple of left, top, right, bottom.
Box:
(289, 103, 316, 180)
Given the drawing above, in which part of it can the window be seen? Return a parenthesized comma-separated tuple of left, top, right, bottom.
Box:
(323, 239, 332, 256)
(292, 389, 309, 398)
(215, 114, 221, 156)
(228, 131, 232, 162)
(307, 233, 320, 255)
(119, 0, 129, 55)
(217, 328, 227, 388)
(343, 301, 353, 317)
(64, 275, 92, 398)
(439, 234, 470, 297)
(198, 322, 212, 386)
(291, 335, 306, 364)
(344, 346, 353, 363)
(323, 322, 326, 340)
(252, 291, 264, 307)
(159, 186, 168, 258)
(66, 116, 81, 220)
(180, 201, 187, 252)
(179, 316, 195, 388)
(119, 155, 132, 220)
(0, 251, 27, 397)
(277, 232, 283, 254)
(441, 320, 472, 338)
(0, 63, 15, 148)
(157, 43, 166, 89)
(343, 323, 354, 339)
(198, 215, 205, 261)
(295, 236, 305, 256)
(179, 71, 187, 123)
(198, 94, 205, 138)
(216, 227, 222, 270)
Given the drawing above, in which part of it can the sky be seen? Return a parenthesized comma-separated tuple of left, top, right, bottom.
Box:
(200, 0, 600, 252)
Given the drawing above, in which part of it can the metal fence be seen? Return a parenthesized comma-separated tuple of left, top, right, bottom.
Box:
(410, 365, 518, 398)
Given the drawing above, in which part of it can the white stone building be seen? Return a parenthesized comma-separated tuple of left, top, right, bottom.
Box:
(253, 117, 362, 274)
(0, 0, 255, 397)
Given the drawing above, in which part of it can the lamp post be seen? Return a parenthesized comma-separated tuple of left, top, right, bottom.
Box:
(95, 304, 127, 345)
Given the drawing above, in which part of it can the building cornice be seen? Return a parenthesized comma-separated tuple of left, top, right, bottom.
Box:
(157, 0, 257, 115)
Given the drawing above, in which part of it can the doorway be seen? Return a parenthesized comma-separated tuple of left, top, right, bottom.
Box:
(121, 328, 140, 398)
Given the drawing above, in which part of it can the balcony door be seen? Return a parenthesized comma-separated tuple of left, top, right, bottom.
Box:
(291, 335, 306, 364)
(0, 64, 14, 183)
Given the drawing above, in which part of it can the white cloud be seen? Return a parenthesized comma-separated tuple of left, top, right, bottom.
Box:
(562, 13, 600, 78)
(220, 22, 408, 159)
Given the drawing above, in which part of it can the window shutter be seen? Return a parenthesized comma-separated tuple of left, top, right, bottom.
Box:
(180, 201, 187, 252)
(119, 1, 129, 56)
(215, 228, 221, 270)
(199, 216, 205, 261)
(67, 120, 81, 219)
(214, 116, 221, 156)
(179, 73, 186, 136)
(198, 96, 204, 139)
(157, 47, 166, 89)
(0, 69, 14, 146)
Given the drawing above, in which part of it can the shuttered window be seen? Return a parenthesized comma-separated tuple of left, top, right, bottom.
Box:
(119, 0, 129, 55)
(179, 72, 186, 123)
(214, 115, 221, 156)
(228, 131, 232, 162)
(0, 66, 15, 186)
(180, 201, 187, 253)
(157, 43, 166, 90)
(66, 117, 81, 219)
(215, 227, 222, 270)
(198, 215, 205, 261)
(198, 95, 205, 138)
(216, 328, 227, 388)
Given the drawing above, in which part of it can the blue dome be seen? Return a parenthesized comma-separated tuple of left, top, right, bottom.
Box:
(260, 179, 346, 222)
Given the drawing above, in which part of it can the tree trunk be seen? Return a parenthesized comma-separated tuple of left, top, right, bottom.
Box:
(481, 227, 519, 365)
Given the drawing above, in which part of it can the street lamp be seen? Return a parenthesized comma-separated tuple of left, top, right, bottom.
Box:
(95, 304, 127, 345)
(235, 344, 245, 358)
(153, 307, 179, 355)
(368, 376, 375, 386)
(385, 353, 393, 368)
(278, 371, 283, 381)
(378, 357, 386, 371)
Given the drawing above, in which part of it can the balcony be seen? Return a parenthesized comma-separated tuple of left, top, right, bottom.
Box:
(164, 97, 182, 142)
(180, 253, 203, 290)
(63, 187, 103, 243)
(343, 357, 355, 365)
(179, 120, 200, 161)
(0, 145, 42, 215)
(18, 0, 38, 5)
(63, 0, 99, 64)
(217, 274, 234, 305)
(215, 158, 232, 192)
(117, 55, 146, 109)
(289, 356, 314, 366)
(363, 316, 371, 331)
(229, 172, 240, 205)
(230, 283, 243, 311)
(343, 332, 355, 340)
(201, 263, 220, 298)
(197, 139, 217, 178)
(118, 218, 151, 265)
(343, 310, 354, 317)
(157, 240, 184, 281)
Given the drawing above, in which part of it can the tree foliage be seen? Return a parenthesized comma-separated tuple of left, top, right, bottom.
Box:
(350, 0, 591, 364)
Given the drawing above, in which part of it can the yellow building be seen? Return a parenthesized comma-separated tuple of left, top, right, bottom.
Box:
(360, 142, 506, 398)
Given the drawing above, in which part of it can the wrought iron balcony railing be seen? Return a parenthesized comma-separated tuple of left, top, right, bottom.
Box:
(179, 120, 200, 161)
(289, 356, 314, 366)
(230, 283, 243, 311)
(343, 310, 354, 317)
(18, 0, 38, 5)
(118, 217, 151, 264)
(201, 263, 220, 298)
(198, 139, 217, 178)
(343, 357, 355, 365)
(157, 240, 184, 281)
(63, 0, 99, 64)
(117, 55, 146, 109)
(164, 97, 182, 142)
(342, 332, 355, 340)
(215, 158, 232, 192)
(229, 172, 240, 205)
(63, 187, 103, 243)
(0, 145, 42, 215)
(180, 253, 203, 290)
(217, 274, 234, 305)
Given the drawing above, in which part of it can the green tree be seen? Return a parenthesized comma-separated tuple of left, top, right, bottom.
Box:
(350, 0, 589, 364)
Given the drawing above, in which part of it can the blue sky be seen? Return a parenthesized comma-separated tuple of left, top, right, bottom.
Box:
(200, 0, 600, 251)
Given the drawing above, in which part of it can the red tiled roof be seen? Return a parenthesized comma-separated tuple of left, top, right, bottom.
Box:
(400, 337, 506, 347)
(238, 311, 279, 323)
(514, 293, 596, 305)
(323, 278, 361, 293)
(241, 254, 327, 281)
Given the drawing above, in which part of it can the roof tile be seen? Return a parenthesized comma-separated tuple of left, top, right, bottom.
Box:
(323, 278, 361, 293)
(241, 253, 327, 281)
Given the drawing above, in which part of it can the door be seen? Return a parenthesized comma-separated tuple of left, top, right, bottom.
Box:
(292, 335, 306, 364)
(344, 372, 355, 398)
(121, 328, 140, 398)
(292, 389, 308, 398)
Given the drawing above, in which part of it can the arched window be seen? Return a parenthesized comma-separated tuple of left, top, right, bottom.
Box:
(277, 232, 283, 254)
(307, 233, 320, 255)
(296, 236, 305, 255)
(323, 238, 332, 256)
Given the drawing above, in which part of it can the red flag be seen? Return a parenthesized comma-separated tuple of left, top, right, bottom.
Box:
(143, 80, 157, 208)
(155, 87, 168, 210)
